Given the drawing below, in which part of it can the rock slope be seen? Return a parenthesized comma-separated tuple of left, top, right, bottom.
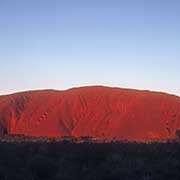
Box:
(0, 86, 180, 140)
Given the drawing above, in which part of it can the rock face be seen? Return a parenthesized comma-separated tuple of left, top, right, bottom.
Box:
(0, 86, 180, 140)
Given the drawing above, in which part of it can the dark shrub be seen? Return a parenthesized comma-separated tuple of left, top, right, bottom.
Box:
(28, 155, 58, 179)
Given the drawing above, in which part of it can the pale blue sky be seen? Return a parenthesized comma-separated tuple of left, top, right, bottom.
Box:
(0, 0, 180, 95)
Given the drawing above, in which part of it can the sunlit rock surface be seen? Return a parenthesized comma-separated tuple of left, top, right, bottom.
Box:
(0, 86, 180, 141)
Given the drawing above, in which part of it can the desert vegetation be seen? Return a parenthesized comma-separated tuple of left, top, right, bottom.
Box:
(0, 135, 180, 180)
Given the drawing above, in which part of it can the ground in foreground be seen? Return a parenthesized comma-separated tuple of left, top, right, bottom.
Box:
(0, 136, 180, 180)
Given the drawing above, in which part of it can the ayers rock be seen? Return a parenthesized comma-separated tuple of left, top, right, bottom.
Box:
(0, 86, 180, 141)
